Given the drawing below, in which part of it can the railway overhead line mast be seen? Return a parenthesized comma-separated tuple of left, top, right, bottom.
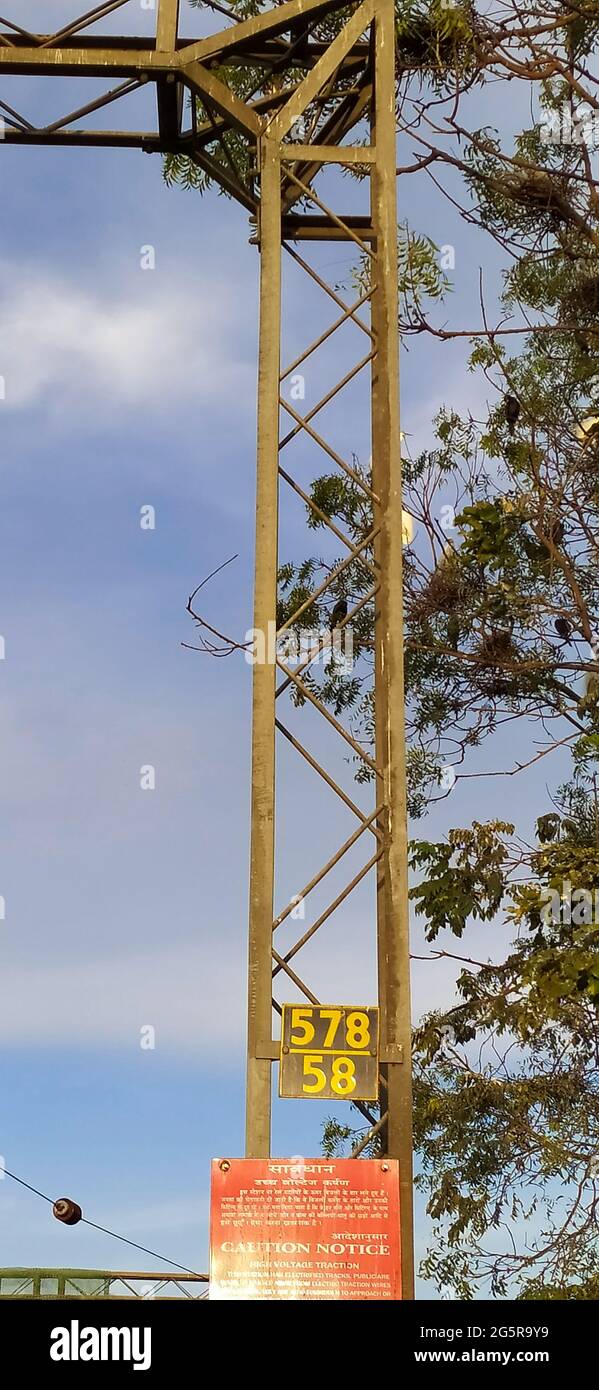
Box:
(1, 0, 414, 1297)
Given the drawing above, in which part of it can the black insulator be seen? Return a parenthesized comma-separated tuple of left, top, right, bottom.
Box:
(52, 1197, 82, 1226)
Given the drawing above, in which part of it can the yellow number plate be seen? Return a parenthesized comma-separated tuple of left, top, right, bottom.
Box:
(279, 1004, 379, 1100)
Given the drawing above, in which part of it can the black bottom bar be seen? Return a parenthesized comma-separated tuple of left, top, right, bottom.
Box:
(0, 1294, 591, 1376)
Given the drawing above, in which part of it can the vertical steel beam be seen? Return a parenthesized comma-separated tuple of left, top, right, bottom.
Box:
(156, 0, 181, 138)
(156, 0, 180, 50)
(245, 137, 281, 1158)
(371, 0, 415, 1298)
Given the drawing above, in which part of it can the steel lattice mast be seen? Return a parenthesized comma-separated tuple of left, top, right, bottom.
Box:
(0, 0, 414, 1298)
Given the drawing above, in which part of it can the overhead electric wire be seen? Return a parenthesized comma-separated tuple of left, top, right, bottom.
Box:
(2, 1167, 207, 1280)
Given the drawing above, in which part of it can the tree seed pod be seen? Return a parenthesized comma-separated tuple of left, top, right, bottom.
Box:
(52, 1197, 82, 1226)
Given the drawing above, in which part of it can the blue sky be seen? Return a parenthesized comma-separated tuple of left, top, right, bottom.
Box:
(0, 1, 569, 1293)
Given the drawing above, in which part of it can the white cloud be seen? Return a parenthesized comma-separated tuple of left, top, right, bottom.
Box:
(0, 258, 253, 415)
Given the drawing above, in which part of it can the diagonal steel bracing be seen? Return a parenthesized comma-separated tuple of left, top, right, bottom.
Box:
(0, 0, 414, 1298)
(245, 0, 414, 1298)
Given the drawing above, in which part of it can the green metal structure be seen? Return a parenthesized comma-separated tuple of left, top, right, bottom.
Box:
(0, 1269, 208, 1300)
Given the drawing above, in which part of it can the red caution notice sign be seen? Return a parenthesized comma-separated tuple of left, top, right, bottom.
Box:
(209, 1157, 401, 1300)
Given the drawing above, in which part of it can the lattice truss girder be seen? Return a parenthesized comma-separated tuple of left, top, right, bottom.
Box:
(0, 1268, 208, 1299)
(242, 0, 413, 1296)
(0, 0, 375, 220)
(269, 205, 382, 1041)
(0, 0, 414, 1296)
